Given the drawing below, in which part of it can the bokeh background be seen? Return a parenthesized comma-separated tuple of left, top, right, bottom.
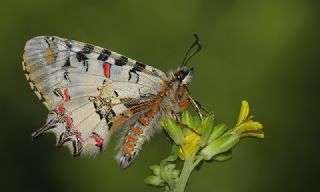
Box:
(1, 0, 319, 191)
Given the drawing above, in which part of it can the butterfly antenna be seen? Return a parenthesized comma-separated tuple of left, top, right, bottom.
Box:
(181, 34, 202, 67)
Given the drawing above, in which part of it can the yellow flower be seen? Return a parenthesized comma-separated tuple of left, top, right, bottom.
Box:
(163, 100, 263, 162)
(234, 100, 264, 139)
(178, 112, 214, 160)
(199, 100, 264, 161)
(178, 132, 201, 160)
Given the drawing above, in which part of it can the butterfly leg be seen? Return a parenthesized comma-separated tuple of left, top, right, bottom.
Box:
(184, 87, 213, 120)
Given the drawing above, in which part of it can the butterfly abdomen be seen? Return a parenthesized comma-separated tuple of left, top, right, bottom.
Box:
(117, 110, 163, 168)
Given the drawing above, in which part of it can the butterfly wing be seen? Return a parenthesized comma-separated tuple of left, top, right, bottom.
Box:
(23, 36, 167, 156)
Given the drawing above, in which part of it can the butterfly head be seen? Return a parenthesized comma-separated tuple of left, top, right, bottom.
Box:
(174, 67, 193, 86)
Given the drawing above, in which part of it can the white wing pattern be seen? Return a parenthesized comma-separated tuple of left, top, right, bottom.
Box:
(23, 36, 168, 167)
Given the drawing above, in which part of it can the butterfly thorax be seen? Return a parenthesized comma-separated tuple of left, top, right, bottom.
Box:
(160, 67, 193, 119)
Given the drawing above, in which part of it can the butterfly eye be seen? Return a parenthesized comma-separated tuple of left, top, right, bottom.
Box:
(175, 71, 183, 79)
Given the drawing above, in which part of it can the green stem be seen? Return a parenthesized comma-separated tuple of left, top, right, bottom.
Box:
(192, 156, 204, 169)
(174, 155, 195, 192)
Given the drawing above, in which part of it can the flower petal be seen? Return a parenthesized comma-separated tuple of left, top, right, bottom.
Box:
(241, 130, 265, 139)
(237, 121, 263, 133)
(237, 100, 250, 126)
(179, 132, 200, 160)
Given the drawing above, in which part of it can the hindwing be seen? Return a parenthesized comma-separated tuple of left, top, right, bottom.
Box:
(23, 36, 167, 156)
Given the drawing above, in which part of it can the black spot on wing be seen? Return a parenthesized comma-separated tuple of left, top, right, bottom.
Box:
(65, 40, 72, 49)
(128, 71, 139, 83)
(64, 57, 71, 67)
(76, 44, 92, 62)
(76, 51, 88, 62)
(105, 109, 116, 129)
(63, 71, 71, 82)
(82, 44, 94, 54)
(128, 62, 145, 82)
(132, 62, 146, 72)
(152, 69, 161, 76)
(53, 88, 63, 98)
(75, 45, 92, 71)
(97, 49, 111, 61)
(44, 38, 50, 47)
(57, 132, 67, 147)
(115, 56, 128, 66)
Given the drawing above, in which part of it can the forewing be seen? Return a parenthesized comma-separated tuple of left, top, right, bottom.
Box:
(23, 36, 166, 109)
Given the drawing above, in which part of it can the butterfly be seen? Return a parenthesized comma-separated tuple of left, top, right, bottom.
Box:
(23, 34, 203, 168)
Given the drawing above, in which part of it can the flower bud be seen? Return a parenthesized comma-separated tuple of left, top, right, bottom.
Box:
(144, 175, 165, 186)
(160, 163, 180, 181)
(181, 111, 194, 128)
(149, 164, 161, 176)
(171, 169, 180, 179)
(199, 133, 239, 160)
(162, 119, 185, 145)
(213, 151, 232, 161)
(208, 123, 228, 143)
(199, 114, 214, 147)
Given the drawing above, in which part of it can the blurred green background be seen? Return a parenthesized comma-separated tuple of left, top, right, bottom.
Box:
(1, 0, 319, 191)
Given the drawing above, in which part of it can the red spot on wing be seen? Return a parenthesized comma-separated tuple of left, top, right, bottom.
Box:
(75, 130, 84, 142)
(57, 105, 65, 113)
(66, 117, 73, 128)
(64, 88, 69, 101)
(103, 63, 110, 78)
(92, 134, 103, 145)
